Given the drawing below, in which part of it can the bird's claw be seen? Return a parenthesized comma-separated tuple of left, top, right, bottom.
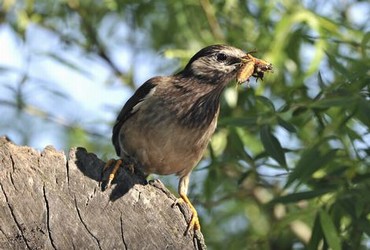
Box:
(185, 208, 200, 235)
(173, 195, 201, 235)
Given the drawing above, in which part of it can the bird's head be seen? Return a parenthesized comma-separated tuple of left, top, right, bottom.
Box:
(180, 44, 247, 84)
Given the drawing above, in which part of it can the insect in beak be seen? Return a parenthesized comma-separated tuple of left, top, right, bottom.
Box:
(237, 53, 273, 84)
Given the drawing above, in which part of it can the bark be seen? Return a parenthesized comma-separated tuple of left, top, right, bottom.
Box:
(0, 136, 206, 249)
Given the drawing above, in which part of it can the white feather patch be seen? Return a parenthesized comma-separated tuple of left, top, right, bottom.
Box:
(131, 86, 156, 113)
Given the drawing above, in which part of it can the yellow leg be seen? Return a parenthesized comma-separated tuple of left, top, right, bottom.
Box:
(175, 173, 201, 234)
(176, 192, 201, 235)
(102, 159, 123, 189)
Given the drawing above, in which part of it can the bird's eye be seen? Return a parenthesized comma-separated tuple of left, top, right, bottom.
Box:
(216, 53, 227, 62)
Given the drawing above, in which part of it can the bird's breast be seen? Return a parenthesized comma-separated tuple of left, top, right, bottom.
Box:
(118, 96, 219, 177)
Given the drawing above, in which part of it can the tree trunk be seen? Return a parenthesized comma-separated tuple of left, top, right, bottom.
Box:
(0, 136, 206, 249)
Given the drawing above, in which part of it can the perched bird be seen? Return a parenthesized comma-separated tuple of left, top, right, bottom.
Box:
(104, 44, 272, 234)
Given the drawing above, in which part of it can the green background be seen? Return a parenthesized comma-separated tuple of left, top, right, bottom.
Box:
(0, 0, 369, 249)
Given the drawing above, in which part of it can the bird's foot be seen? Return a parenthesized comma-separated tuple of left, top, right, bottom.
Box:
(173, 193, 201, 235)
(101, 159, 123, 189)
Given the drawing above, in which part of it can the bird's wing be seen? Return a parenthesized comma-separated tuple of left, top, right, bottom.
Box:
(112, 78, 158, 156)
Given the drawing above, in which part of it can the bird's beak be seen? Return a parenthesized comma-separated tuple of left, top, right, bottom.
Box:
(240, 56, 251, 63)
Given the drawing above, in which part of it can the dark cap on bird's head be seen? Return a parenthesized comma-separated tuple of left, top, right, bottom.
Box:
(179, 45, 247, 84)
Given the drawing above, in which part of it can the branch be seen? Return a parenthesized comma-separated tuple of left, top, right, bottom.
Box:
(0, 136, 206, 249)
(199, 0, 225, 41)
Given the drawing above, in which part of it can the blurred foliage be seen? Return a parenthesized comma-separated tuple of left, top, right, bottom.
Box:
(1, 0, 370, 249)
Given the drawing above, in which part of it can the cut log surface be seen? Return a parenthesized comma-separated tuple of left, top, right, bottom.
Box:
(0, 136, 206, 250)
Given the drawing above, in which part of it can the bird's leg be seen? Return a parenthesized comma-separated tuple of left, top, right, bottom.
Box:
(174, 173, 201, 235)
(102, 159, 123, 189)
(179, 192, 201, 235)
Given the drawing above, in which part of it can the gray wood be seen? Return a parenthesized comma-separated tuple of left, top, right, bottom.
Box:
(0, 136, 206, 249)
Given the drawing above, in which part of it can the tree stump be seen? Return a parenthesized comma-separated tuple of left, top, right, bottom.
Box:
(0, 136, 206, 249)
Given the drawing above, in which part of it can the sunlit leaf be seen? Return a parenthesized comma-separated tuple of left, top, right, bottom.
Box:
(319, 210, 341, 250)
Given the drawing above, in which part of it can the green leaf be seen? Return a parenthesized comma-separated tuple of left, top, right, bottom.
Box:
(343, 126, 363, 145)
(317, 71, 326, 89)
(218, 116, 258, 127)
(356, 98, 370, 126)
(256, 95, 275, 111)
(271, 189, 333, 204)
(285, 147, 338, 187)
(292, 106, 309, 117)
(360, 31, 370, 57)
(319, 210, 341, 250)
(307, 214, 323, 250)
(325, 51, 349, 75)
(310, 96, 358, 109)
(260, 125, 287, 168)
(277, 116, 296, 133)
(358, 218, 370, 236)
(226, 129, 254, 162)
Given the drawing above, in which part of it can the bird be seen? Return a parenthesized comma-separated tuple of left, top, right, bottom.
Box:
(103, 44, 272, 234)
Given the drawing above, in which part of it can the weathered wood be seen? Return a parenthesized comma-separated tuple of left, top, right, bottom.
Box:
(0, 136, 206, 249)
